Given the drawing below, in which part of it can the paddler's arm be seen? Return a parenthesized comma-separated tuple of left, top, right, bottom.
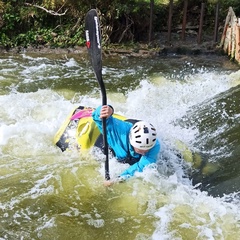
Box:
(103, 156, 157, 187)
(92, 105, 114, 132)
(120, 141, 160, 179)
(119, 156, 156, 180)
(104, 141, 160, 186)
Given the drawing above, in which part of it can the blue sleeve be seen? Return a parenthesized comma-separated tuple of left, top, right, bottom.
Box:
(92, 106, 105, 132)
(92, 106, 115, 132)
(120, 140, 160, 180)
(92, 106, 132, 160)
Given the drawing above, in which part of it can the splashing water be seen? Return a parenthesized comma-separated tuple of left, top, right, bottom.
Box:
(0, 53, 240, 239)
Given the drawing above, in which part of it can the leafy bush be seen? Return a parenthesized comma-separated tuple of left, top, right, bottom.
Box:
(0, 0, 239, 48)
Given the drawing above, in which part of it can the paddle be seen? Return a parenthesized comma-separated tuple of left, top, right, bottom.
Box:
(85, 9, 110, 180)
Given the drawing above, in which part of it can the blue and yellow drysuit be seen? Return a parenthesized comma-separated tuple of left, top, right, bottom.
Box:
(92, 106, 161, 180)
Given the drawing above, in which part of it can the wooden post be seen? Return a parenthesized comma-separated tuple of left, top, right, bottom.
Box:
(220, 7, 239, 62)
(182, 0, 188, 41)
(214, 2, 220, 42)
(197, 3, 205, 44)
(231, 19, 236, 59)
(149, 0, 154, 43)
(220, 7, 233, 48)
(228, 27, 232, 56)
(235, 20, 240, 63)
(223, 26, 231, 53)
(167, 0, 173, 44)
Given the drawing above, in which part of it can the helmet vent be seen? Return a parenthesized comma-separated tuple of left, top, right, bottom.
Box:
(133, 125, 140, 134)
(143, 126, 149, 133)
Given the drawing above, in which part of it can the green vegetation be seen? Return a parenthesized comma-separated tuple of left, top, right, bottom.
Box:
(0, 0, 239, 49)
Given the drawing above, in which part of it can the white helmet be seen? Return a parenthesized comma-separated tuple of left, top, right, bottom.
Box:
(129, 121, 157, 150)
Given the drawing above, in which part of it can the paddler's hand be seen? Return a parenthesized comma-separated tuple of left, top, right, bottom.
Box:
(103, 176, 125, 187)
(104, 180, 114, 187)
(100, 105, 113, 119)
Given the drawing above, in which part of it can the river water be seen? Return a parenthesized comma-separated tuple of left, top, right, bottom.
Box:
(1, 51, 240, 239)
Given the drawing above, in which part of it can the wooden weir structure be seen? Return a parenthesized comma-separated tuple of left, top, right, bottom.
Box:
(156, 1, 240, 64)
(219, 7, 240, 64)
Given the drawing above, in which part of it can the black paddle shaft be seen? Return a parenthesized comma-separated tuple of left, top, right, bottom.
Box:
(85, 9, 110, 180)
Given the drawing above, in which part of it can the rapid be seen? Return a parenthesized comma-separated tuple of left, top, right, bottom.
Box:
(0, 51, 240, 240)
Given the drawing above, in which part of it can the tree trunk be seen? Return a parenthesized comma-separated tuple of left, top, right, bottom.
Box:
(148, 0, 154, 43)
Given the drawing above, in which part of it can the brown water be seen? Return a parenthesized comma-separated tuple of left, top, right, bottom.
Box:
(0, 52, 240, 240)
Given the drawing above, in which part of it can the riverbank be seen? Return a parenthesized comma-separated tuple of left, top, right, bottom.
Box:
(0, 42, 222, 58)
(0, 32, 223, 58)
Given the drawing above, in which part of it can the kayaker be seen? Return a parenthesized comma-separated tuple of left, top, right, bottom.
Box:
(92, 105, 161, 186)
